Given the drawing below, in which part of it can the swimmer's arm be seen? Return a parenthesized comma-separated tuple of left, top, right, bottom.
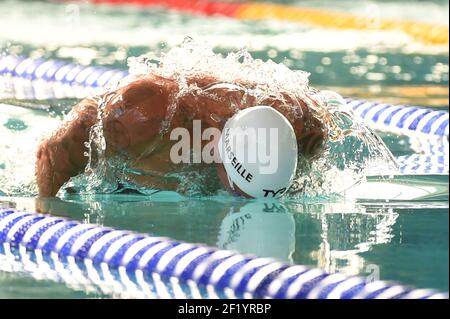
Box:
(36, 75, 176, 197)
(36, 99, 98, 197)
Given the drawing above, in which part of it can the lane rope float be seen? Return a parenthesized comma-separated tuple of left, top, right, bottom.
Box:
(345, 98, 449, 138)
(396, 154, 448, 175)
(0, 55, 127, 100)
(0, 209, 448, 299)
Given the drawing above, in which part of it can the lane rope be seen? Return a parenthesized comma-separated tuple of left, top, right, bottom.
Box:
(345, 98, 449, 138)
(0, 55, 127, 100)
(0, 209, 448, 299)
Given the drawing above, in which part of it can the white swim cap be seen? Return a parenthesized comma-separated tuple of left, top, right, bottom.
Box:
(218, 105, 298, 198)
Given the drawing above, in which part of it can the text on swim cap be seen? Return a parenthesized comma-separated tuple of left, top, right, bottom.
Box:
(262, 188, 287, 197)
(231, 156, 253, 183)
(224, 129, 254, 183)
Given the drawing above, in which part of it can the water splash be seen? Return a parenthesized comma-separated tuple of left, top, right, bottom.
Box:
(126, 39, 397, 198)
(288, 91, 398, 198)
(0, 104, 61, 196)
(0, 40, 398, 199)
(63, 92, 121, 196)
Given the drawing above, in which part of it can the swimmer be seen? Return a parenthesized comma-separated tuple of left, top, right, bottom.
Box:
(36, 72, 328, 198)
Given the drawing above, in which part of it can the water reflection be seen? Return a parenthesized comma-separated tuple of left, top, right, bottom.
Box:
(217, 202, 296, 264)
(1, 194, 448, 291)
(3, 194, 406, 278)
(315, 208, 398, 276)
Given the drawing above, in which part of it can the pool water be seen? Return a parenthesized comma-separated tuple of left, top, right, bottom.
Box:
(0, 0, 448, 298)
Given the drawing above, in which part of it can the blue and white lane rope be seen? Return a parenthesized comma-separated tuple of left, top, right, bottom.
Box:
(397, 154, 448, 174)
(1, 54, 448, 139)
(0, 55, 127, 100)
(345, 98, 449, 138)
(0, 209, 448, 299)
(396, 134, 449, 174)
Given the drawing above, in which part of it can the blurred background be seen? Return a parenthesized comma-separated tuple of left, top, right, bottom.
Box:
(1, 0, 448, 106)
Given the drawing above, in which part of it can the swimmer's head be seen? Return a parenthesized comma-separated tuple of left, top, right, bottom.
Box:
(217, 106, 298, 199)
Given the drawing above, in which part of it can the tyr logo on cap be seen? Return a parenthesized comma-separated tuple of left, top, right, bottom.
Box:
(262, 188, 287, 198)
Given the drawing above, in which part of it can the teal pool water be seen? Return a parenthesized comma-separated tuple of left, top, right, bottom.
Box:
(0, 192, 448, 297)
(0, 0, 448, 298)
